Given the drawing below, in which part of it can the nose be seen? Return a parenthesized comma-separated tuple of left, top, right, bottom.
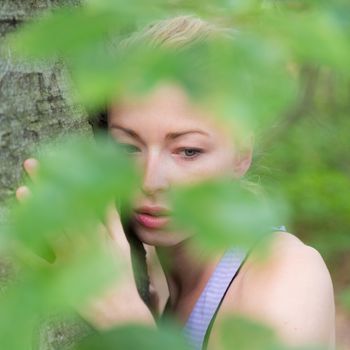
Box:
(141, 151, 170, 196)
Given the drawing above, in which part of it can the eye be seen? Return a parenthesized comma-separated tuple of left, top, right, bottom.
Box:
(118, 143, 141, 155)
(177, 147, 203, 160)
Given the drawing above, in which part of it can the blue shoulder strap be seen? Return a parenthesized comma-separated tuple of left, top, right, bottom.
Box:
(182, 247, 247, 350)
(182, 226, 287, 350)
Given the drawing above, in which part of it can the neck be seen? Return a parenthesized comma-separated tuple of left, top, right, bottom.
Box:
(156, 240, 224, 320)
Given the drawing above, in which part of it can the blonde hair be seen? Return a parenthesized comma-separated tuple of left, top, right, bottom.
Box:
(116, 15, 234, 51)
(91, 15, 233, 131)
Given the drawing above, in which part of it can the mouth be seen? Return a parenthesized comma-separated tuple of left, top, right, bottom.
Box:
(134, 206, 171, 229)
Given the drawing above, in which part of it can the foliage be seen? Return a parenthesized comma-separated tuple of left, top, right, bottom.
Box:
(169, 178, 289, 252)
(2, 0, 350, 349)
(75, 323, 190, 350)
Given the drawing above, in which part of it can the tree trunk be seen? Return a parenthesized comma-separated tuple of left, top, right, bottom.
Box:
(0, 1, 94, 348)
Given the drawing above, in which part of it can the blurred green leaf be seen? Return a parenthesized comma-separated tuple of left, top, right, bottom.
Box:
(75, 323, 190, 350)
(339, 287, 350, 312)
(217, 314, 327, 350)
(216, 315, 279, 350)
(2, 0, 350, 348)
(0, 240, 119, 350)
(8, 134, 139, 261)
(169, 178, 289, 252)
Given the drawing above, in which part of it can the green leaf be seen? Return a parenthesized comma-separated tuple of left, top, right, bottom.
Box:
(75, 323, 190, 350)
(8, 134, 139, 261)
(169, 178, 289, 252)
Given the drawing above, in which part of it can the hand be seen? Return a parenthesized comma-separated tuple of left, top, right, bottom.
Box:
(16, 157, 155, 328)
(82, 205, 155, 328)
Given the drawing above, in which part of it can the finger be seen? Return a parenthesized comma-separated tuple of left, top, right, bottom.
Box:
(16, 185, 31, 203)
(23, 158, 39, 181)
(104, 202, 123, 241)
(102, 202, 132, 260)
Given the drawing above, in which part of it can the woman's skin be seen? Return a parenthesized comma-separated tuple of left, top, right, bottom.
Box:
(17, 81, 335, 349)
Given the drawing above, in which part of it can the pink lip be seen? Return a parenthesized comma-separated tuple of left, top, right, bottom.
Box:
(134, 212, 170, 229)
(135, 205, 171, 216)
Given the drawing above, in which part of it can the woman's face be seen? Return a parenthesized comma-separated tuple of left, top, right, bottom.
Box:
(108, 82, 252, 246)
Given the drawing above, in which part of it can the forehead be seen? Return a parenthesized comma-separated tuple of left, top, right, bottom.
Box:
(108, 82, 231, 137)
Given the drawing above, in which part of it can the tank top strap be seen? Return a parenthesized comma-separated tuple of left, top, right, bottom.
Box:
(182, 246, 247, 350)
(182, 226, 287, 350)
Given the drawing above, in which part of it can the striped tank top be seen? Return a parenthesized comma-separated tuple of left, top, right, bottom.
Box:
(181, 226, 287, 350)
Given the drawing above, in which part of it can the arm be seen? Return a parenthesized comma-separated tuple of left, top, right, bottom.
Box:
(240, 234, 336, 349)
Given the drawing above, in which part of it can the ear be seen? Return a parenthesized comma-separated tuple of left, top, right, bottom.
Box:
(233, 135, 254, 178)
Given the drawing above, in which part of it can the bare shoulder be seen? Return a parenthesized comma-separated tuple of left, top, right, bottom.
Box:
(216, 231, 336, 349)
(236, 231, 327, 277)
(245, 231, 333, 288)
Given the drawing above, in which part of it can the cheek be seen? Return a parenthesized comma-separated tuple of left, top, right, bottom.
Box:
(181, 150, 236, 182)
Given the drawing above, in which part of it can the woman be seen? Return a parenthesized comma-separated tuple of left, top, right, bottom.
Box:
(16, 15, 335, 350)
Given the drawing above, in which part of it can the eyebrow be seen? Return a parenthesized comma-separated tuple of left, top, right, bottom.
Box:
(110, 124, 209, 142)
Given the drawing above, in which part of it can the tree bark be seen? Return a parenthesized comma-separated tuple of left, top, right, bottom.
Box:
(0, 1, 94, 349)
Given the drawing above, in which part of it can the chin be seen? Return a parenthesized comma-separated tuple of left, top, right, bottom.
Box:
(131, 219, 190, 247)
